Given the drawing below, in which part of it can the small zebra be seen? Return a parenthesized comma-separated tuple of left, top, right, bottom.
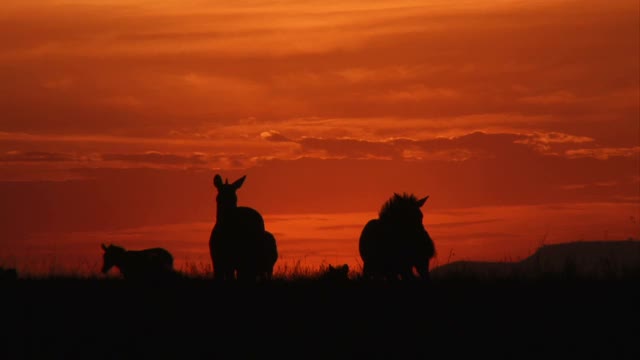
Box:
(101, 244, 175, 280)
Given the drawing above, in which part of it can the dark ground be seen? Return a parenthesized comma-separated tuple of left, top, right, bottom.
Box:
(2, 277, 639, 360)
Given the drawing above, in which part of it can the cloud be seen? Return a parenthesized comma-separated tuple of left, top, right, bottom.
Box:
(256, 131, 520, 161)
(0, 1, 636, 188)
(2, 0, 636, 128)
(337, 65, 419, 83)
(268, 129, 501, 160)
(518, 91, 579, 105)
(297, 136, 400, 159)
(1, 129, 635, 178)
(376, 85, 460, 103)
(101, 151, 208, 165)
(559, 180, 624, 190)
(251, 130, 629, 162)
(260, 130, 293, 142)
(458, 231, 522, 239)
(0, 150, 76, 162)
(565, 147, 640, 160)
(315, 224, 365, 231)
(513, 131, 595, 154)
(518, 132, 594, 144)
(427, 219, 502, 229)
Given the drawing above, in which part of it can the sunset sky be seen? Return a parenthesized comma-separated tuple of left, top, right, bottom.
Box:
(1, 0, 638, 276)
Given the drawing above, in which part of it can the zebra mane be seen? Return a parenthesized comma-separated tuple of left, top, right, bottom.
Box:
(106, 244, 126, 253)
(379, 193, 421, 220)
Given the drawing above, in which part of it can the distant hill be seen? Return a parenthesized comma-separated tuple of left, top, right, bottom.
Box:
(431, 239, 640, 279)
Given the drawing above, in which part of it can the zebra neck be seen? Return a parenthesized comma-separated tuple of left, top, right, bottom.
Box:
(216, 207, 237, 223)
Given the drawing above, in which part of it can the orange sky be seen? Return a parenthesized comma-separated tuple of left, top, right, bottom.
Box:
(1, 0, 638, 276)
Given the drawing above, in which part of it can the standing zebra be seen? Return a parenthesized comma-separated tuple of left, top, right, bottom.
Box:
(359, 193, 436, 281)
(101, 244, 175, 280)
(209, 174, 278, 281)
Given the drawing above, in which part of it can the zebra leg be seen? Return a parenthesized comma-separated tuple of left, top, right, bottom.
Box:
(212, 263, 222, 280)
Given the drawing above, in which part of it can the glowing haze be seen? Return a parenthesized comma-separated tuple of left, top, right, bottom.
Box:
(1, 0, 638, 276)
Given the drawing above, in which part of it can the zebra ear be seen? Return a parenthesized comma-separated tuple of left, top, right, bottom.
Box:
(101, 243, 107, 251)
(214, 175, 223, 188)
(417, 196, 429, 207)
(231, 175, 246, 190)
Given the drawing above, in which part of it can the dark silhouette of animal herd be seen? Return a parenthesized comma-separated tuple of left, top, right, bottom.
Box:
(100, 174, 436, 282)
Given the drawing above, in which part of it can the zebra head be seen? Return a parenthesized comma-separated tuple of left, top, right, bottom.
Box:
(213, 174, 247, 215)
(101, 243, 126, 274)
(381, 193, 429, 232)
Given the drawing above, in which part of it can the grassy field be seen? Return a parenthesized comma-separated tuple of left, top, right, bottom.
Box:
(2, 269, 639, 360)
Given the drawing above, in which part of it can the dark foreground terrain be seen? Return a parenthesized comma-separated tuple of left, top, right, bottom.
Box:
(2, 277, 639, 360)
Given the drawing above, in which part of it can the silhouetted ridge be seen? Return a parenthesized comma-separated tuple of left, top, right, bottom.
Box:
(431, 239, 640, 279)
(519, 240, 640, 274)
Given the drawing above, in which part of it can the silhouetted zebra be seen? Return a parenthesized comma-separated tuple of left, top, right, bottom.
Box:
(101, 244, 174, 280)
(359, 193, 435, 281)
(210, 174, 278, 281)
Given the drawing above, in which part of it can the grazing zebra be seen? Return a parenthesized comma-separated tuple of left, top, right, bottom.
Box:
(359, 193, 436, 281)
(210, 174, 278, 281)
(101, 244, 174, 280)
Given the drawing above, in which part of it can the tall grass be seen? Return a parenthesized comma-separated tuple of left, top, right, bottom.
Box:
(4, 251, 640, 283)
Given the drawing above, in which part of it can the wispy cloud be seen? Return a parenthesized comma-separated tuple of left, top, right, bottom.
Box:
(260, 130, 293, 142)
(565, 147, 640, 160)
(0, 150, 77, 162)
(1, 0, 636, 144)
(519, 91, 579, 105)
(101, 151, 209, 165)
(1, 129, 635, 173)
